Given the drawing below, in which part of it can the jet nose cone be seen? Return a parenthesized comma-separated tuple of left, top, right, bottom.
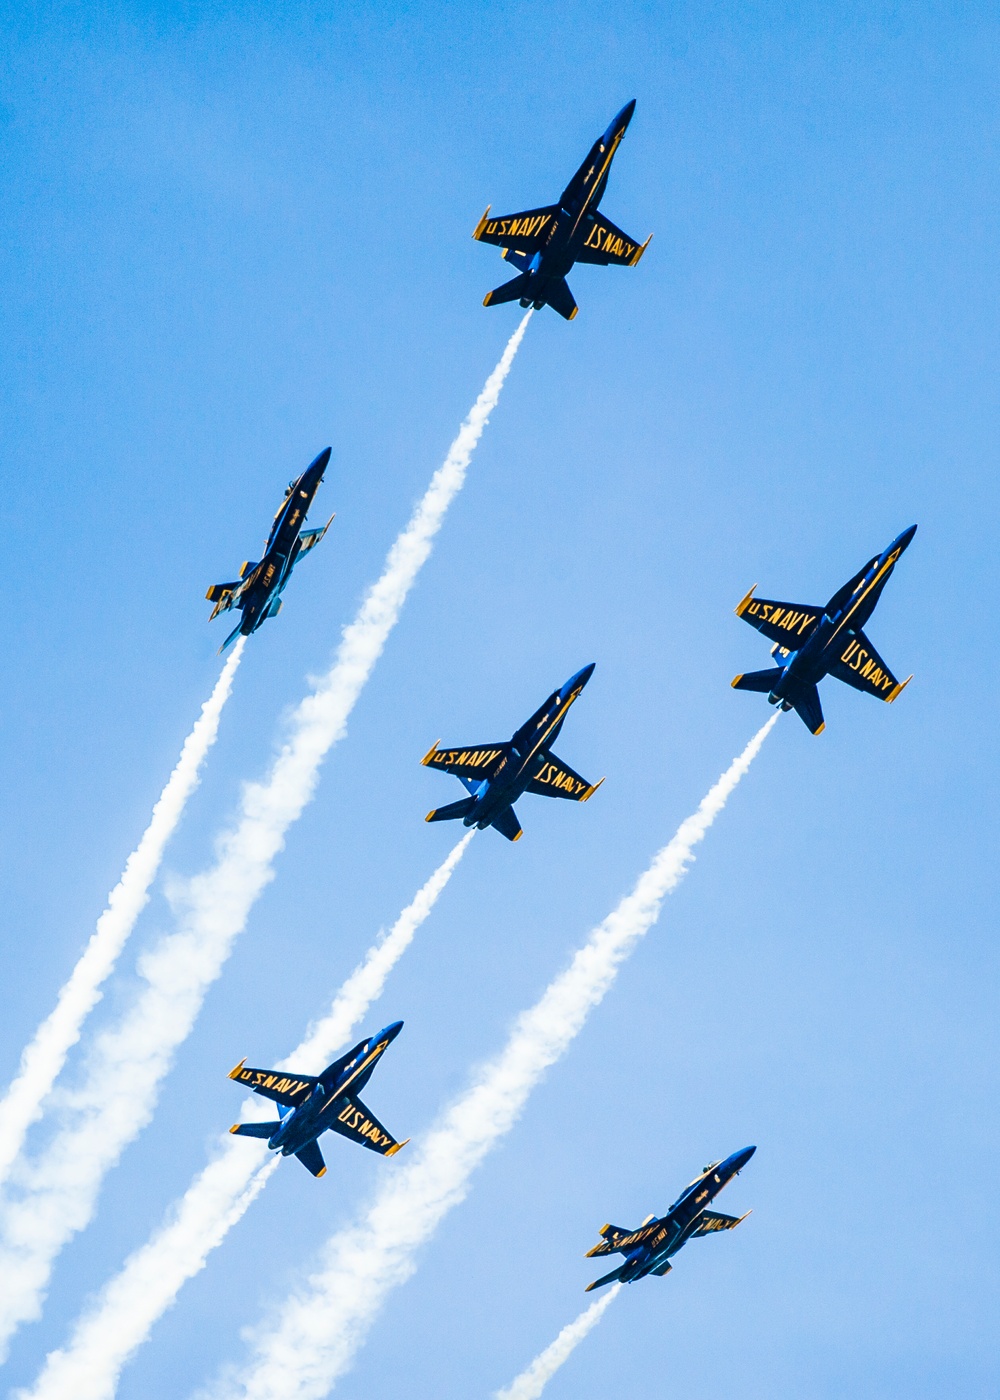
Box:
(560, 663, 595, 699)
(896, 523, 918, 550)
(307, 446, 332, 476)
(728, 1145, 756, 1173)
(381, 1020, 404, 1043)
(619, 98, 637, 126)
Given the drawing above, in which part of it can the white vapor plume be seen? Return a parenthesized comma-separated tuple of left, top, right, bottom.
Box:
(17, 833, 474, 1400)
(495, 1286, 621, 1400)
(202, 715, 779, 1400)
(0, 315, 530, 1361)
(0, 641, 244, 1191)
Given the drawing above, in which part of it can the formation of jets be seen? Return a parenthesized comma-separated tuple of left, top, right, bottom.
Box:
(210, 101, 917, 1311)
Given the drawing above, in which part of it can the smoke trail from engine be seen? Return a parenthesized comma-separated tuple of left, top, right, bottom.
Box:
(0, 315, 530, 1361)
(495, 1286, 622, 1400)
(0, 641, 245, 1191)
(200, 716, 778, 1400)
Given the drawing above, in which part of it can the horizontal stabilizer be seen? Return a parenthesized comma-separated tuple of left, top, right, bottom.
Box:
(585, 1263, 627, 1293)
(228, 1059, 318, 1108)
(544, 276, 578, 321)
(219, 621, 244, 654)
(295, 1139, 327, 1178)
(326, 1093, 407, 1157)
(229, 1120, 280, 1139)
(483, 271, 532, 307)
(735, 586, 823, 649)
(490, 806, 523, 842)
(792, 683, 825, 735)
(731, 668, 782, 694)
(649, 1259, 673, 1276)
(425, 796, 477, 824)
(206, 582, 239, 605)
(527, 750, 603, 803)
(829, 629, 910, 703)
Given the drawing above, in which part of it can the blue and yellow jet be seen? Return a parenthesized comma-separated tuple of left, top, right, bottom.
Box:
(732, 525, 916, 734)
(227, 1021, 408, 1178)
(422, 664, 603, 842)
(473, 101, 651, 320)
(206, 447, 333, 652)
(585, 1146, 755, 1291)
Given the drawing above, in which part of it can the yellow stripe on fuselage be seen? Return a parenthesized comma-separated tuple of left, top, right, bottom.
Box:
(319, 1039, 389, 1115)
(826, 549, 900, 649)
(567, 134, 625, 242)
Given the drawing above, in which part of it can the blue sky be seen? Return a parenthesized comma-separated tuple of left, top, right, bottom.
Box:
(1, 1, 998, 1396)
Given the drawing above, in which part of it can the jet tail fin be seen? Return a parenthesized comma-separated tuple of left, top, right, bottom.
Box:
(731, 668, 782, 694)
(483, 271, 532, 307)
(425, 796, 477, 824)
(229, 1121, 280, 1139)
(585, 1263, 627, 1292)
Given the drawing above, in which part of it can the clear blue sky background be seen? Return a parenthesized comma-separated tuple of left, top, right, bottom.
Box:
(1, 3, 997, 1396)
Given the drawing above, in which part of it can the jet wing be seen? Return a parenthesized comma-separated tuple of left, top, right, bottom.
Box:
(735, 587, 824, 649)
(828, 629, 911, 703)
(297, 515, 334, 560)
(228, 1060, 318, 1108)
(473, 205, 560, 252)
(421, 741, 511, 780)
(690, 1209, 751, 1237)
(575, 213, 650, 266)
(527, 750, 603, 802)
(326, 1094, 408, 1156)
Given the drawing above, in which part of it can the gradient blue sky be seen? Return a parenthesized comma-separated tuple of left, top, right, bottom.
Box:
(1, 2, 998, 1396)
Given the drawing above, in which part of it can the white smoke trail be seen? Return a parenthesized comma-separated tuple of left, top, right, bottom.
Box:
(0, 315, 530, 1361)
(0, 642, 245, 1191)
(16, 833, 474, 1400)
(202, 715, 779, 1400)
(495, 1286, 621, 1400)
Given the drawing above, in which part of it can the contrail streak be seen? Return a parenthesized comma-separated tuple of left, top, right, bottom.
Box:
(495, 1286, 621, 1400)
(201, 715, 779, 1400)
(0, 316, 530, 1362)
(0, 642, 245, 1191)
(16, 833, 474, 1400)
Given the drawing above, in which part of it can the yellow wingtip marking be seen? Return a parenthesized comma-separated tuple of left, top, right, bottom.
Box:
(887, 675, 913, 703)
(631, 233, 653, 266)
(735, 584, 757, 617)
(513, 830, 523, 842)
(483, 292, 493, 307)
(584, 1281, 599, 1292)
(731, 675, 744, 689)
(421, 740, 440, 766)
(228, 1058, 247, 1080)
(424, 810, 437, 823)
(569, 306, 579, 320)
(316, 1166, 327, 1178)
(473, 204, 491, 239)
(582, 777, 605, 802)
(229, 1124, 241, 1134)
(735, 1209, 752, 1225)
(815, 722, 826, 735)
(385, 1138, 410, 1158)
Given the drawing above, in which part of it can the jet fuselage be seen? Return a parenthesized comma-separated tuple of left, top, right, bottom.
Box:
(236, 447, 331, 637)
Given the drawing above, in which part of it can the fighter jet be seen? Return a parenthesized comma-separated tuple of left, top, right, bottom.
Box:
(206, 447, 334, 652)
(732, 525, 916, 735)
(472, 100, 650, 320)
(422, 663, 603, 842)
(584, 1146, 755, 1291)
(227, 1021, 408, 1178)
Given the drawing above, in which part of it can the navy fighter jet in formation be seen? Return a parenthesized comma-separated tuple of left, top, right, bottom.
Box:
(473, 100, 651, 320)
(422, 664, 603, 842)
(206, 447, 334, 652)
(732, 525, 916, 734)
(228, 1021, 407, 1178)
(584, 1146, 755, 1291)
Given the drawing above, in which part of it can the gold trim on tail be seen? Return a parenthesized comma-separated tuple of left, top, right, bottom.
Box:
(886, 675, 913, 703)
(228, 1058, 247, 1080)
(472, 204, 491, 239)
(385, 1138, 410, 1157)
(735, 584, 757, 616)
(814, 722, 826, 735)
(316, 1166, 327, 1178)
(630, 233, 653, 266)
(569, 306, 579, 320)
